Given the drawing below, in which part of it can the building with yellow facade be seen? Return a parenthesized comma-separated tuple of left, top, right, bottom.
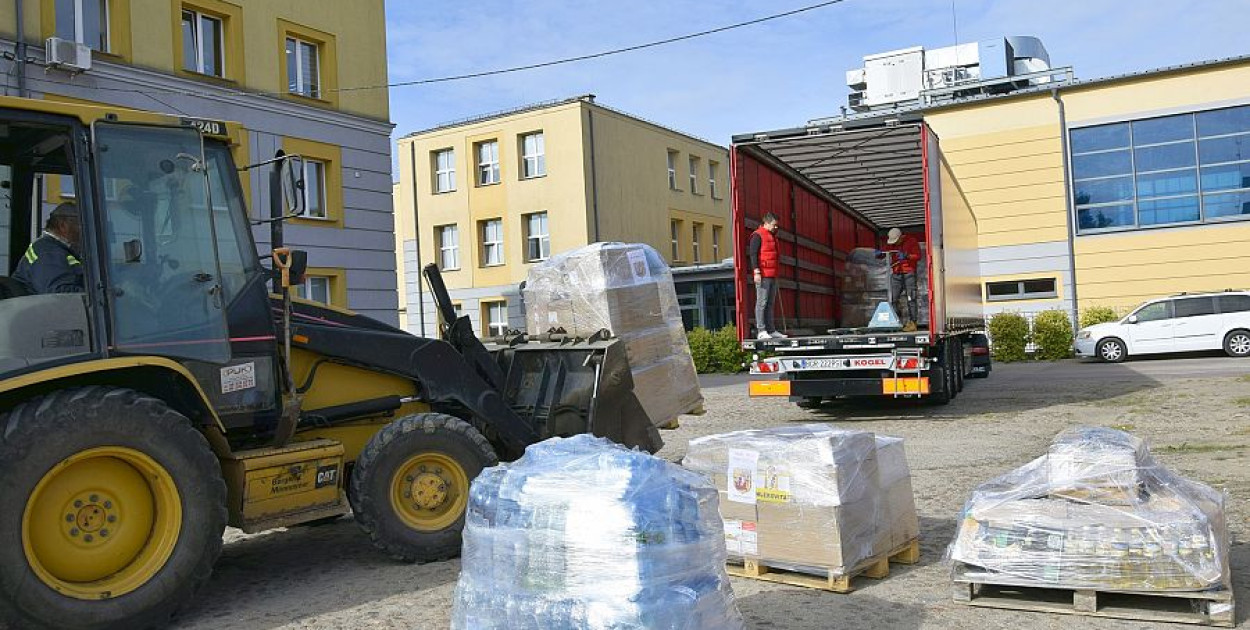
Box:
(395, 95, 730, 337)
(0, 0, 397, 323)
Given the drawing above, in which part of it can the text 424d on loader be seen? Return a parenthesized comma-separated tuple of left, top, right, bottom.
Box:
(0, 98, 661, 629)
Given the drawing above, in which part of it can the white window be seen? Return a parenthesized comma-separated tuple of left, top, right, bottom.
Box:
(689, 156, 700, 194)
(295, 276, 331, 304)
(56, 0, 109, 52)
(300, 159, 327, 219)
(433, 149, 455, 193)
(481, 219, 503, 266)
(667, 150, 678, 190)
(709, 161, 720, 198)
(181, 9, 224, 77)
(525, 212, 550, 262)
(521, 132, 546, 178)
(477, 141, 500, 186)
(712, 225, 722, 260)
(670, 219, 681, 260)
(285, 36, 320, 98)
(692, 222, 702, 262)
(483, 301, 509, 337)
(437, 224, 459, 270)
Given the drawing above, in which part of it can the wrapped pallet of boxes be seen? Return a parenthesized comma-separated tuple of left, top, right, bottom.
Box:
(451, 434, 744, 630)
(683, 425, 919, 586)
(947, 427, 1231, 594)
(523, 243, 703, 428)
(841, 247, 929, 329)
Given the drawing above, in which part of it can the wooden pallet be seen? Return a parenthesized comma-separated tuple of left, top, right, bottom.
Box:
(952, 566, 1235, 627)
(726, 538, 920, 593)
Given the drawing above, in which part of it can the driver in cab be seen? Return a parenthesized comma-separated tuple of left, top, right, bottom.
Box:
(12, 202, 84, 295)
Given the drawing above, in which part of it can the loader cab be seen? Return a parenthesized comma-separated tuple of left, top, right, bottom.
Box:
(0, 107, 283, 427)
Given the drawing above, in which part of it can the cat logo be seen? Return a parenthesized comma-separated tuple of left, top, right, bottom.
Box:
(315, 464, 340, 489)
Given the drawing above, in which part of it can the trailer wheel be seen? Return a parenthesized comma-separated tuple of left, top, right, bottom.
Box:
(796, 397, 823, 410)
(351, 413, 497, 562)
(954, 347, 966, 393)
(925, 346, 953, 406)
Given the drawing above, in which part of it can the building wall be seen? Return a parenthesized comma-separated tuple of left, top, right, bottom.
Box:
(0, 0, 397, 324)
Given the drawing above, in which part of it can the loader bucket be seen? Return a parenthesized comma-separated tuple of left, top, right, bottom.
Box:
(488, 335, 663, 453)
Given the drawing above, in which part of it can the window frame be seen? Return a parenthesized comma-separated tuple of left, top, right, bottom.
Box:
(691, 222, 702, 262)
(523, 211, 550, 263)
(709, 161, 720, 199)
(300, 158, 328, 220)
(520, 132, 546, 179)
(984, 278, 1059, 302)
(482, 300, 509, 338)
(1071, 104, 1250, 235)
(476, 140, 500, 186)
(712, 225, 721, 261)
(436, 224, 460, 270)
(56, 0, 110, 52)
(433, 148, 456, 193)
(688, 155, 700, 194)
(181, 8, 225, 77)
(285, 35, 321, 99)
(480, 218, 504, 267)
(296, 275, 332, 305)
(670, 218, 682, 261)
(667, 150, 679, 190)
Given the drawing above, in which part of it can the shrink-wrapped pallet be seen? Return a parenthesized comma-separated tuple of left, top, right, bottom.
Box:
(947, 427, 1229, 591)
(683, 425, 918, 576)
(841, 247, 930, 328)
(523, 243, 702, 428)
(451, 435, 744, 630)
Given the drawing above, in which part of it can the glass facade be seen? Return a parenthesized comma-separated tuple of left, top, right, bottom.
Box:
(1072, 104, 1250, 233)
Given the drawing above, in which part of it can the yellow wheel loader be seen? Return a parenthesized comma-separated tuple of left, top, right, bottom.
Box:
(0, 97, 660, 630)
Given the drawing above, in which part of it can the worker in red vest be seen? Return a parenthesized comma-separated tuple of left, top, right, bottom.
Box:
(878, 227, 921, 331)
(748, 213, 785, 340)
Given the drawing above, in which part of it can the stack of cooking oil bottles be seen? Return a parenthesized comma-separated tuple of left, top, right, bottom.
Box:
(946, 427, 1229, 592)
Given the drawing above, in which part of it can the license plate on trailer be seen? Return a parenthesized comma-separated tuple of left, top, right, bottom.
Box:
(784, 356, 893, 371)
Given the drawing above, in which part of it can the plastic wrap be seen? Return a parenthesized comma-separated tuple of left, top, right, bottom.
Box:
(841, 247, 929, 328)
(451, 434, 744, 630)
(683, 425, 916, 576)
(523, 243, 702, 427)
(947, 427, 1230, 591)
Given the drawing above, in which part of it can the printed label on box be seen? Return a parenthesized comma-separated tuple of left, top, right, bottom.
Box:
(756, 463, 792, 503)
(727, 448, 759, 504)
(723, 519, 743, 554)
(626, 249, 651, 285)
(741, 521, 758, 555)
(220, 362, 256, 394)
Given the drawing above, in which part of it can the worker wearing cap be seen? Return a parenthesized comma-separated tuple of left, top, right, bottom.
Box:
(878, 227, 921, 331)
(12, 202, 85, 295)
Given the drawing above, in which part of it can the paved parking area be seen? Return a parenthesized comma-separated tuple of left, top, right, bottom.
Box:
(173, 357, 1250, 629)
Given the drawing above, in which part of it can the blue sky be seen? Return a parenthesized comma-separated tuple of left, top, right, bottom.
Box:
(383, 0, 1249, 176)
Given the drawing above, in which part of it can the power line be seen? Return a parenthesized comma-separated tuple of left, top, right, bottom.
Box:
(15, 0, 848, 101)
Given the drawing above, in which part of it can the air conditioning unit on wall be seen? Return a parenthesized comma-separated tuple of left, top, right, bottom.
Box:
(45, 37, 92, 72)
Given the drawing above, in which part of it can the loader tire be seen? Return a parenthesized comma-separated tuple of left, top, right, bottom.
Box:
(351, 413, 497, 562)
(0, 386, 226, 630)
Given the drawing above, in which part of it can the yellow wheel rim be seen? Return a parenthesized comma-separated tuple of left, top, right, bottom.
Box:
(22, 447, 183, 600)
(390, 453, 469, 532)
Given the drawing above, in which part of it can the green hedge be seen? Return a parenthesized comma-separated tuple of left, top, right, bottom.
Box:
(987, 312, 1030, 362)
(1033, 309, 1074, 360)
(1080, 306, 1120, 328)
(688, 325, 750, 374)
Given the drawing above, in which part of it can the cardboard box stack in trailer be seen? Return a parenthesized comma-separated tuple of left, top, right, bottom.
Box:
(524, 243, 703, 428)
(682, 425, 919, 577)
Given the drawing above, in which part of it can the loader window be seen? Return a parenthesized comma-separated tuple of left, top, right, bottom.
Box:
(186, 142, 260, 303)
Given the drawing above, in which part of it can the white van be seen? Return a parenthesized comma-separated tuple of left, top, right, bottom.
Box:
(1075, 291, 1250, 362)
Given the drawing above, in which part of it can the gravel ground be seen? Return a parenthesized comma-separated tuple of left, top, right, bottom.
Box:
(174, 357, 1250, 630)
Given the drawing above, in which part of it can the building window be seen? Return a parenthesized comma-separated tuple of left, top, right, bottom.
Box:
(56, 0, 109, 52)
(437, 224, 459, 270)
(433, 148, 456, 193)
(295, 275, 332, 305)
(689, 156, 701, 194)
(483, 300, 508, 337)
(520, 132, 545, 179)
(712, 225, 722, 260)
(985, 278, 1058, 302)
(692, 222, 703, 262)
(181, 9, 224, 77)
(670, 219, 682, 261)
(480, 218, 503, 266)
(301, 159, 327, 219)
(667, 150, 679, 190)
(709, 161, 720, 198)
(524, 212, 550, 262)
(476, 140, 500, 186)
(285, 36, 320, 98)
(1072, 104, 1250, 233)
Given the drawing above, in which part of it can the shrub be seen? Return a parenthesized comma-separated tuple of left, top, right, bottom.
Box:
(687, 325, 750, 374)
(1080, 306, 1120, 329)
(987, 312, 1030, 362)
(1033, 309, 1075, 360)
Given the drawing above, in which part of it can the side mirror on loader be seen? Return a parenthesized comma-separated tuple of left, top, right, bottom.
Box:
(279, 155, 305, 216)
